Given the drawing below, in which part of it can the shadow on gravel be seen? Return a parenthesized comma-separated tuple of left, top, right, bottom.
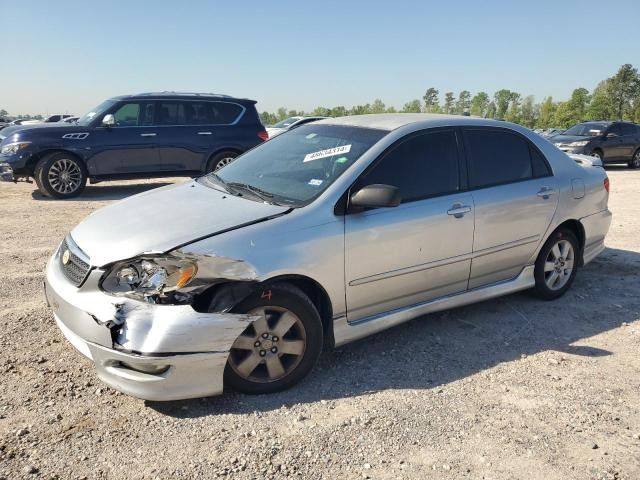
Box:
(148, 246, 640, 418)
(30, 181, 175, 202)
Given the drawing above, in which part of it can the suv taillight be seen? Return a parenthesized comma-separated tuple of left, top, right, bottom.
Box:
(604, 177, 610, 193)
(258, 130, 269, 141)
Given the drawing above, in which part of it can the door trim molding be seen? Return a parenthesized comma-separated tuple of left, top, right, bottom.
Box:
(335, 265, 535, 347)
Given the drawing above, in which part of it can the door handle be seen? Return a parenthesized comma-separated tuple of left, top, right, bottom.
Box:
(447, 204, 471, 218)
(197, 131, 213, 135)
(140, 133, 157, 137)
(537, 187, 556, 199)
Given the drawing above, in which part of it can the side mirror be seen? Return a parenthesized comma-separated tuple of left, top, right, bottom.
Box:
(350, 184, 401, 210)
(102, 114, 115, 127)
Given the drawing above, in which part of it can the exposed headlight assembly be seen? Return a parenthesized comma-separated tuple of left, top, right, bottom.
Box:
(1, 141, 31, 155)
(101, 256, 197, 300)
(566, 140, 589, 147)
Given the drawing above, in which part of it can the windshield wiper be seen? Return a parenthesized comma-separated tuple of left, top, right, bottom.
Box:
(226, 182, 275, 203)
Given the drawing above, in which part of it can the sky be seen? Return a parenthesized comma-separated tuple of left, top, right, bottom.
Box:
(1, 0, 639, 116)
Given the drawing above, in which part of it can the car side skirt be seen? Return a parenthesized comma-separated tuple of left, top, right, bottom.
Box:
(333, 265, 535, 347)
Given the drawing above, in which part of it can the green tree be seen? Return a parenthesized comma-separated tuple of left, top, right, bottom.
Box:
(470, 92, 490, 117)
(586, 81, 613, 120)
(0, 109, 7, 117)
(386, 105, 397, 113)
(520, 95, 536, 128)
(538, 97, 557, 128)
(422, 88, 439, 113)
(505, 92, 522, 124)
(350, 104, 372, 115)
(312, 106, 331, 117)
(259, 111, 278, 125)
(494, 89, 512, 119)
(370, 99, 386, 114)
(402, 99, 422, 113)
(455, 90, 471, 115)
(608, 64, 640, 120)
(330, 106, 347, 117)
(276, 107, 288, 121)
(443, 92, 455, 114)
(486, 101, 497, 119)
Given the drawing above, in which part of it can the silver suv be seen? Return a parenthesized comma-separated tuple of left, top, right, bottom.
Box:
(44, 114, 612, 400)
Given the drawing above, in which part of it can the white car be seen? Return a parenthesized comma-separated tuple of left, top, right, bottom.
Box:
(266, 116, 327, 138)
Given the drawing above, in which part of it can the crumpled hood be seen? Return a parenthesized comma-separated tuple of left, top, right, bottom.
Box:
(70, 180, 290, 267)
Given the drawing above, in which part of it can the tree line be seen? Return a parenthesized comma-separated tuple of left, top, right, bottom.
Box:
(259, 64, 640, 129)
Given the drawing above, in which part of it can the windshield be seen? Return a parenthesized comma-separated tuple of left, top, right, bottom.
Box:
(199, 124, 387, 206)
(563, 123, 608, 136)
(76, 99, 116, 126)
(272, 116, 302, 129)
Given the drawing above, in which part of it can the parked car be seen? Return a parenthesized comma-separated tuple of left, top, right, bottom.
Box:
(550, 121, 640, 168)
(43, 114, 74, 123)
(44, 114, 611, 400)
(0, 92, 268, 197)
(541, 128, 564, 138)
(266, 116, 327, 138)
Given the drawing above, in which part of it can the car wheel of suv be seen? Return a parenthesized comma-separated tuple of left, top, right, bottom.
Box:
(34, 152, 87, 199)
(207, 151, 238, 172)
(591, 149, 603, 161)
(532, 228, 579, 300)
(628, 149, 640, 169)
(223, 283, 323, 394)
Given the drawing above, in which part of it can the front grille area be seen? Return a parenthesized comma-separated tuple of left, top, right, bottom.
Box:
(59, 236, 91, 286)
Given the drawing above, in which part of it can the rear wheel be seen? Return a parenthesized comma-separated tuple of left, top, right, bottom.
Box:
(34, 152, 87, 199)
(628, 149, 640, 169)
(223, 284, 323, 394)
(207, 151, 238, 173)
(533, 228, 579, 300)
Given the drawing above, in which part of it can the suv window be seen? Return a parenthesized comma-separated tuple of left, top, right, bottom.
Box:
(465, 129, 550, 188)
(621, 123, 637, 136)
(607, 124, 623, 136)
(362, 130, 459, 203)
(113, 102, 154, 127)
(211, 102, 243, 124)
(156, 102, 187, 125)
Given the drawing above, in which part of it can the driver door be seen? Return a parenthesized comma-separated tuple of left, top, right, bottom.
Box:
(344, 129, 474, 322)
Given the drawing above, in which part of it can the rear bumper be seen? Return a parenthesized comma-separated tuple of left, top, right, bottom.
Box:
(581, 209, 612, 265)
(45, 251, 258, 401)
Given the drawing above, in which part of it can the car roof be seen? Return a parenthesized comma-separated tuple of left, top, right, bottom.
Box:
(315, 113, 516, 131)
(110, 92, 257, 104)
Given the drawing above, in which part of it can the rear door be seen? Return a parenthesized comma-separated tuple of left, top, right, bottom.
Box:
(462, 127, 558, 288)
(344, 129, 474, 322)
(88, 101, 160, 175)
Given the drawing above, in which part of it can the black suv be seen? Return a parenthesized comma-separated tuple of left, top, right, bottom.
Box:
(0, 92, 267, 198)
(550, 121, 640, 168)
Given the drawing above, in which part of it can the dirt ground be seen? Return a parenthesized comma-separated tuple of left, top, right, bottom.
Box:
(0, 169, 639, 480)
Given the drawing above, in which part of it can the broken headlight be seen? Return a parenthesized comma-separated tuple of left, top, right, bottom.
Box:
(101, 257, 197, 299)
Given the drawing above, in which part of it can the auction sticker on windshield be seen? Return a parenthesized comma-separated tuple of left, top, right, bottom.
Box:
(303, 145, 352, 162)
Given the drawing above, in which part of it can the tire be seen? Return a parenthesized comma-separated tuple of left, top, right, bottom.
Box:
(628, 149, 640, 169)
(223, 283, 323, 394)
(591, 149, 603, 162)
(532, 228, 579, 300)
(206, 151, 238, 173)
(34, 152, 87, 199)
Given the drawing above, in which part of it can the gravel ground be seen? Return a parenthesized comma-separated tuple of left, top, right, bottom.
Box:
(1, 170, 639, 480)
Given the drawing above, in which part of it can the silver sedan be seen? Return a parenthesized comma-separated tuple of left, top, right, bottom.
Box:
(44, 114, 612, 400)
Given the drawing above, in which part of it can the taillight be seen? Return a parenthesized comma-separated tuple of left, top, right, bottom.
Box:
(604, 177, 610, 193)
(258, 130, 269, 141)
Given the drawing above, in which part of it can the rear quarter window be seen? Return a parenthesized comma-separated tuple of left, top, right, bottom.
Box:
(210, 102, 244, 125)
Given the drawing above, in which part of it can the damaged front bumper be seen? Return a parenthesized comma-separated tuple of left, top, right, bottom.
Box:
(44, 254, 259, 401)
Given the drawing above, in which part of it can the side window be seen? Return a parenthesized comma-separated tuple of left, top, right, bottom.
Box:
(531, 147, 552, 177)
(621, 124, 636, 136)
(465, 129, 533, 188)
(185, 102, 214, 125)
(211, 102, 243, 124)
(607, 124, 623, 136)
(112, 103, 154, 127)
(362, 130, 459, 203)
(156, 102, 186, 126)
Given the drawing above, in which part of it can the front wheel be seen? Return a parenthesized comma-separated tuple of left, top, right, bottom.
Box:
(533, 228, 579, 300)
(34, 152, 87, 199)
(223, 284, 323, 394)
(628, 149, 640, 169)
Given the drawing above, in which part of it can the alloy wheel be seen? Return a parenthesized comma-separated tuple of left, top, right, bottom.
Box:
(632, 151, 640, 168)
(543, 239, 575, 291)
(215, 157, 235, 171)
(228, 306, 307, 383)
(48, 159, 82, 194)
